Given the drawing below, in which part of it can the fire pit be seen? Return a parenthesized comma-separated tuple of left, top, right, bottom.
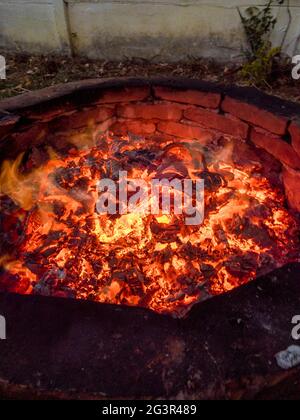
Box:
(0, 78, 299, 399)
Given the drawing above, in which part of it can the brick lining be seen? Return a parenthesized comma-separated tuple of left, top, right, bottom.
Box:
(0, 78, 299, 211)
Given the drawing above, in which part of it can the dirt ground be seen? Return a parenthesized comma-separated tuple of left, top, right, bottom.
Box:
(0, 53, 299, 104)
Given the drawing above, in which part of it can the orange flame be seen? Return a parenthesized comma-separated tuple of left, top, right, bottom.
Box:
(0, 131, 299, 317)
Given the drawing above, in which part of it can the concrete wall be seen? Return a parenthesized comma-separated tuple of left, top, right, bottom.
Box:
(0, 1, 71, 55)
(0, 0, 299, 61)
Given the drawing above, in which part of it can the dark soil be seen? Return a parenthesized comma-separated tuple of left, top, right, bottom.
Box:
(0, 53, 299, 103)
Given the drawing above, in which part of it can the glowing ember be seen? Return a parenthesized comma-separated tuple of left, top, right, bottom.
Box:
(0, 130, 299, 317)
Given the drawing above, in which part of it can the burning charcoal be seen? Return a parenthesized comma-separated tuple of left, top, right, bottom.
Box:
(33, 268, 66, 296)
(65, 213, 76, 227)
(197, 171, 226, 192)
(108, 254, 119, 269)
(150, 223, 180, 243)
(192, 154, 206, 171)
(155, 246, 173, 264)
(224, 215, 244, 235)
(225, 254, 258, 278)
(53, 201, 66, 219)
(103, 159, 122, 180)
(254, 254, 276, 277)
(110, 266, 126, 281)
(162, 143, 198, 164)
(150, 219, 180, 235)
(91, 260, 102, 276)
(244, 204, 272, 220)
(126, 271, 145, 295)
(85, 155, 105, 175)
(2, 109, 300, 319)
(74, 206, 88, 216)
(33, 279, 52, 296)
(41, 231, 63, 247)
(156, 159, 188, 179)
(213, 225, 229, 245)
(200, 263, 216, 279)
(178, 242, 200, 260)
(73, 176, 90, 192)
(142, 149, 157, 161)
(206, 191, 235, 213)
(84, 216, 96, 231)
(68, 237, 82, 247)
(111, 140, 129, 155)
(65, 259, 76, 271)
(166, 291, 186, 303)
(217, 170, 235, 182)
(177, 275, 194, 286)
(0, 195, 19, 213)
(0, 212, 25, 245)
(41, 247, 58, 258)
(24, 261, 46, 278)
(123, 149, 156, 166)
(242, 221, 274, 247)
(54, 167, 81, 190)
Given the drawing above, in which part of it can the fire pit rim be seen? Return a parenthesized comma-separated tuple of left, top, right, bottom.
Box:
(0, 79, 300, 399)
(0, 77, 299, 319)
(0, 76, 300, 119)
